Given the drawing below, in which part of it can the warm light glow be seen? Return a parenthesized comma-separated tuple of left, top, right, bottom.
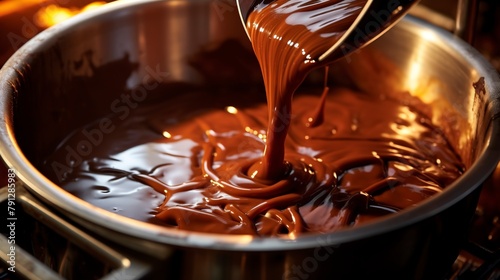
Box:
(406, 61, 422, 94)
(162, 131, 172, 139)
(34, 2, 107, 28)
(420, 29, 439, 43)
(244, 126, 266, 141)
(0, 0, 43, 17)
(403, 30, 440, 101)
(226, 106, 238, 114)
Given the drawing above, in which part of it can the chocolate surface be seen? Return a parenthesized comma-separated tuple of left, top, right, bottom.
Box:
(42, 0, 464, 237)
(43, 82, 463, 236)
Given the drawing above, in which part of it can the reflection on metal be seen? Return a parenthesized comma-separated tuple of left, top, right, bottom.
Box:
(0, 186, 152, 280)
(410, 0, 479, 44)
(455, 0, 479, 44)
(409, 5, 455, 31)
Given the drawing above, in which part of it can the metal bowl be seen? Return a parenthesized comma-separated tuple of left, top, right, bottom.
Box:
(1, 0, 499, 279)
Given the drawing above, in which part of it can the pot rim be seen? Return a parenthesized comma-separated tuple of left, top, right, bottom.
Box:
(1, 0, 499, 251)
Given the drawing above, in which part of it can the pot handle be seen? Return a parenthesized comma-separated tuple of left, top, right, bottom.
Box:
(0, 186, 153, 280)
(409, 0, 479, 44)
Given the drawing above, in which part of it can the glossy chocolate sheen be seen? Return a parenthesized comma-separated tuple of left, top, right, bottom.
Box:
(43, 82, 463, 236)
(42, 0, 464, 237)
(245, 0, 367, 179)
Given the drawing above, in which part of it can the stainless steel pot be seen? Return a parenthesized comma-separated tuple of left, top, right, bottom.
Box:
(1, 0, 499, 279)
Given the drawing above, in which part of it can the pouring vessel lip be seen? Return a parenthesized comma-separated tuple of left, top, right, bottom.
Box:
(1, 0, 499, 251)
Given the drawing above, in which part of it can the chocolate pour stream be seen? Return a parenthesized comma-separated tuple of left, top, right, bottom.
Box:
(43, 1, 465, 237)
(246, 0, 368, 180)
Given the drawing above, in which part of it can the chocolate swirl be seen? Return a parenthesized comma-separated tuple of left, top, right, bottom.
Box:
(44, 84, 463, 236)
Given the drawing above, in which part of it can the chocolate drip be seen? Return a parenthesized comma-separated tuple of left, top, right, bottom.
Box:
(246, 0, 366, 179)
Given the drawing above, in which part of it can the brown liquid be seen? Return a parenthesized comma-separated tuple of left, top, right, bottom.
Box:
(44, 82, 463, 236)
(43, 1, 464, 237)
(245, 0, 367, 180)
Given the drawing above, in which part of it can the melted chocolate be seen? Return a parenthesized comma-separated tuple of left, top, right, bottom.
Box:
(245, 0, 367, 179)
(42, 0, 464, 237)
(44, 83, 463, 236)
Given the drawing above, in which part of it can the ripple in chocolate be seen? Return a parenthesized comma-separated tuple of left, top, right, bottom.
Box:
(42, 83, 464, 237)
